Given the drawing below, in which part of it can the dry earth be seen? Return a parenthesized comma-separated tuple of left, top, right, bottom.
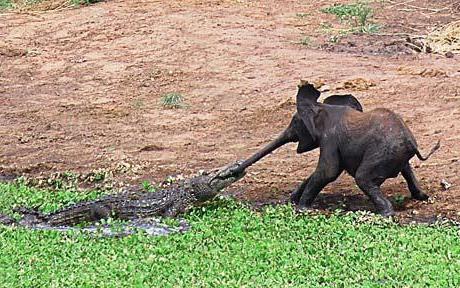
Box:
(1, 0, 459, 222)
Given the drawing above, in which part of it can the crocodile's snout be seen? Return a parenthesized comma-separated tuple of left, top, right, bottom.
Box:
(212, 160, 246, 180)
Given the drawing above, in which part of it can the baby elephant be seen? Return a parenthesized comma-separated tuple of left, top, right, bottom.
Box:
(291, 82, 440, 216)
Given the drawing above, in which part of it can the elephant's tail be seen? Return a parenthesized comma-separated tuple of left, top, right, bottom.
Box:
(415, 140, 441, 161)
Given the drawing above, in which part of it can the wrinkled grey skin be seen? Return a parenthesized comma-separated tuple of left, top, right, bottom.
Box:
(290, 82, 439, 216)
(220, 93, 363, 177)
(0, 163, 245, 228)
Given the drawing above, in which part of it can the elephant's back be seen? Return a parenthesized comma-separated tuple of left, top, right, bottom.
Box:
(339, 108, 416, 175)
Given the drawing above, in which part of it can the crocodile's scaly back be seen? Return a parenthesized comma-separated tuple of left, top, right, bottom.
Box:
(43, 188, 181, 226)
(4, 162, 246, 227)
(44, 195, 125, 226)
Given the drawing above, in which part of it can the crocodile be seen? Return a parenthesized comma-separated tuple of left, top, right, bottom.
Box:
(0, 163, 245, 228)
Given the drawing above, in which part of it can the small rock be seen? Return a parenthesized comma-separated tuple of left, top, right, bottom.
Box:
(412, 210, 419, 215)
(445, 52, 454, 58)
(441, 179, 452, 190)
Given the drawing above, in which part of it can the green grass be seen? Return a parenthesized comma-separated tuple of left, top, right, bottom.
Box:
(160, 92, 186, 109)
(0, 182, 106, 216)
(1, 182, 460, 287)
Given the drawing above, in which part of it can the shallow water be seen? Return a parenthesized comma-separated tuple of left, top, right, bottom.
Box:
(28, 218, 190, 237)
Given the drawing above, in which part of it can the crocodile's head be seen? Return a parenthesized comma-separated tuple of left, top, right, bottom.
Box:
(187, 161, 246, 201)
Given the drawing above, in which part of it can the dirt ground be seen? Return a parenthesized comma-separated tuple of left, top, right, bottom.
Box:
(1, 0, 459, 222)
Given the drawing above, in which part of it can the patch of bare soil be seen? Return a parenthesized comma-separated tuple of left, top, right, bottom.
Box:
(1, 0, 459, 223)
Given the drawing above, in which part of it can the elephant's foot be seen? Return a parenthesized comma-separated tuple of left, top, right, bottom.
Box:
(290, 190, 301, 205)
(412, 192, 429, 201)
(294, 204, 313, 213)
(377, 206, 395, 217)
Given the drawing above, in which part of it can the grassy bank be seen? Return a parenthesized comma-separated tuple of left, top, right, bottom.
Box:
(0, 182, 459, 287)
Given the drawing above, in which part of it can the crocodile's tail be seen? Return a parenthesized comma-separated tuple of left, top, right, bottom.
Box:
(13, 207, 47, 225)
(0, 207, 45, 226)
(0, 213, 17, 225)
(415, 140, 441, 161)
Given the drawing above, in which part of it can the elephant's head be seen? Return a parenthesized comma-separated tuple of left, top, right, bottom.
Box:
(296, 82, 330, 144)
(294, 82, 363, 153)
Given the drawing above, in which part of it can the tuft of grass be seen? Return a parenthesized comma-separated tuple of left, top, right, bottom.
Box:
(160, 92, 186, 109)
(296, 12, 310, 18)
(299, 36, 311, 46)
(141, 180, 157, 193)
(1, 183, 460, 287)
(322, 1, 380, 34)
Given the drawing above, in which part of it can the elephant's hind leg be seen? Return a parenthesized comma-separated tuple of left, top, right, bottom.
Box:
(401, 162, 429, 201)
(355, 166, 394, 217)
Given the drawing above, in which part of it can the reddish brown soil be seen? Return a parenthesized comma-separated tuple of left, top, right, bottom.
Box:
(1, 0, 459, 222)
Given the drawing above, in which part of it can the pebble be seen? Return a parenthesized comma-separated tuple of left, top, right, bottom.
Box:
(445, 52, 454, 58)
(441, 179, 452, 190)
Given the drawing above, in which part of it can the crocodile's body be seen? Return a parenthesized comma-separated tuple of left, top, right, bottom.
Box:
(1, 163, 245, 227)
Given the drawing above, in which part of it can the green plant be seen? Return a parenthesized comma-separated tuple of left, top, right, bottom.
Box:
(0, 182, 106, 215)
(358, 22, 381, 33)
(322, 1, 380, 34)
(299, 36, 311, 46)
(160, 92, 186, 109)
(393, 194, 406, 206)
(141, 180, 157, 193)
(0, 0, 12, 10)
(161, 217, 181, 228)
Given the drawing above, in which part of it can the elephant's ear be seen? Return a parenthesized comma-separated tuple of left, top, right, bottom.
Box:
(297, 81, 321, 103)
(323, 94, 363, 112)
(296, 83, 322, 144)
(295, 118, 317, 153)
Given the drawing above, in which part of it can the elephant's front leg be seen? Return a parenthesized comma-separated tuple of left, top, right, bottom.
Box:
(290, 176, 311, 204)
(297, 147, 343, 208)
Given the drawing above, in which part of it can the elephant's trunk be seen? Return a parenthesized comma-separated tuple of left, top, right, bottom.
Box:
(233, 129, 297, 173)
